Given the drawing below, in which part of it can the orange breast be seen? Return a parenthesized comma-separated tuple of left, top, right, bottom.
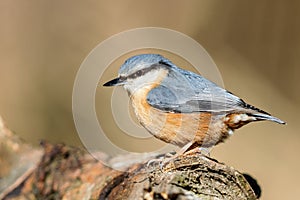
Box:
(129, 70, 229, 148)
(131, 84, 220, 147)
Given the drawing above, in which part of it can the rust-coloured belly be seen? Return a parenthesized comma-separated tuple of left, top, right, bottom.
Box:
(130, 86, 230, 148)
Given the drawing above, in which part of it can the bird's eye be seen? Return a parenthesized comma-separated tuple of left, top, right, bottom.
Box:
(136, 70, 142, 76)
(128, 70, 144, 79)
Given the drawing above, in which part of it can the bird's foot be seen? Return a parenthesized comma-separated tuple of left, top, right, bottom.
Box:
(145, 143, 212, 171)
(159, 146, 212, 170)
(145, 151, 176, 169)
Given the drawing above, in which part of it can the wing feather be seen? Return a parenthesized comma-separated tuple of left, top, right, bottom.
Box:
(147, 66, 246, 113)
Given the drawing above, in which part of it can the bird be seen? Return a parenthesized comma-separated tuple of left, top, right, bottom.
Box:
(103, 54, 285, 154)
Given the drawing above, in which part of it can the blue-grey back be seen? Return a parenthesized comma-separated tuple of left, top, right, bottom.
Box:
(147, 63, 244, 113)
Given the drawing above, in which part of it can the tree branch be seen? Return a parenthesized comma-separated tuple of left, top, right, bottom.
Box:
(0, 116, 260, 200)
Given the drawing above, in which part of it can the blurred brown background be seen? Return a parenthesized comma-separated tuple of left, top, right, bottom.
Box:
(0, 1, 299, 199)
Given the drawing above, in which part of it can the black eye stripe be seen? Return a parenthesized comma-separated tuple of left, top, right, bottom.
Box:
(127, 69, 145, 79)
(127, 62, 170, 79)
(119, 76, 126, 81)
(137, 71, 142, 75)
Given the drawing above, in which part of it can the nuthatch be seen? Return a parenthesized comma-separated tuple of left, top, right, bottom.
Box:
(103, 54, 285, 153)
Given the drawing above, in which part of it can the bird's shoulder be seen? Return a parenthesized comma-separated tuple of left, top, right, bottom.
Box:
(146, 66, 244, 113)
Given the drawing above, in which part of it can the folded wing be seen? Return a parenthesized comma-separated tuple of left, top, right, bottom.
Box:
(147, 65, 260, 114)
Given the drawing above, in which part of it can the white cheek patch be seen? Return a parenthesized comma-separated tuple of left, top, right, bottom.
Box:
(124, 69, 168, 93)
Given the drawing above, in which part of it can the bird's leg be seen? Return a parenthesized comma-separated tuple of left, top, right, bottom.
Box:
(176, 141, 198, 155)
(160, 142, 212, 168)
(145, 142, 194, 169)
(146, 142, 212, 170)
(145, 152, 175, 169)
(184, 146, 212, 157)
(159, 141, 197, 167)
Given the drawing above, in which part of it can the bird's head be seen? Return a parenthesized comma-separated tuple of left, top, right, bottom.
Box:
(103, 54, 173, 94)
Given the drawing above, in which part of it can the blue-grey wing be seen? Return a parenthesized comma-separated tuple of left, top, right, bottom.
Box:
(147, 67, 245, 113)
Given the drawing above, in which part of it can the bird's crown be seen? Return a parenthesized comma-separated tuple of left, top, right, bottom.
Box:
(119, 54, 173, 77)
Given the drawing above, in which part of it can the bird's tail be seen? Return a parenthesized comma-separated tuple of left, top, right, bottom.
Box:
(249, 113, 286, 125)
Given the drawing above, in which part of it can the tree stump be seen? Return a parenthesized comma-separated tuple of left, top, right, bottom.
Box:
(0, 116, 260, 200)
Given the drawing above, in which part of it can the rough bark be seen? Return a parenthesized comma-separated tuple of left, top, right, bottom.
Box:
(0, 117, 260, 200)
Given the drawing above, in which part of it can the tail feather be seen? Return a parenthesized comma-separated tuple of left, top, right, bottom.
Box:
(249, 113, 286, 125)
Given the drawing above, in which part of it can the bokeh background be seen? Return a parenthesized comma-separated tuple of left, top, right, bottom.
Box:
(0, 1, 299, 199)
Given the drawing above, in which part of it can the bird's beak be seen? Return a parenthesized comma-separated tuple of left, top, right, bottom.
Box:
(103, 77, 125, 87)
